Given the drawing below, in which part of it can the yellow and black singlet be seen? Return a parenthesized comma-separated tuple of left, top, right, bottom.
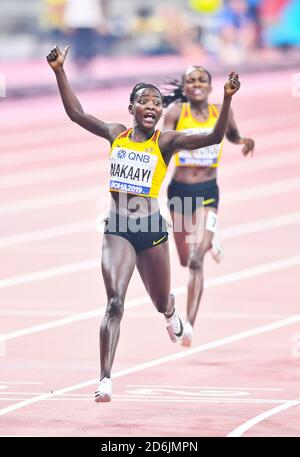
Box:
(174, 103, 223, 168)
(109, 129, 167, 198)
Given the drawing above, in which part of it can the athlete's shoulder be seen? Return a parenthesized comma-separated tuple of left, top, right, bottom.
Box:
(165, 100, 184, 114)
(169, 99, 184, 108)
(164, 101, 183, 129)
(111, 124, 129, 141)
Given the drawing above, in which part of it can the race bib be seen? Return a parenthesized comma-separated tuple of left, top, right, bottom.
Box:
(109, 147, 158, 195)
(178, 128, 221, 166)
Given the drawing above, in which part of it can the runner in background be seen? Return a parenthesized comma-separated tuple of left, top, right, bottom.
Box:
(163, 65, 254, 347)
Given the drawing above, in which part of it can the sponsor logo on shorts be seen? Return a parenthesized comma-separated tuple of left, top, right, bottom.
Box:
(153, 234, 167, 245)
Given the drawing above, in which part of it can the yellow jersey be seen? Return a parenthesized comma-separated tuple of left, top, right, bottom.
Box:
(109, 129, 167, 198)
(174, 103, 223, 168)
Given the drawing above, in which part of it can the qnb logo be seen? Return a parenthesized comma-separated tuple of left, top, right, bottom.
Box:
(128, 152, 150, 163)
(0, 73, 6, 97)
(115, 149, 151, 163)
(291, 333, 300, 358)
(117, 149, 127, 160)
(291, 73, 300, 98)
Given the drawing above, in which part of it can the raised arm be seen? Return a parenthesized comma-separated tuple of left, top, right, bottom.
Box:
(160, 72, 240, 160)
(226, 109, 255, 157)
(46, 46, 126, 144)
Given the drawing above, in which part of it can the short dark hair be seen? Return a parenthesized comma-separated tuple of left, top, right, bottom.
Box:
(130, 83, 162, 103)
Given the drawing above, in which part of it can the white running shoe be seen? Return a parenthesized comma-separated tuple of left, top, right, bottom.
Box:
(181, 322, 194, 347)
(210, 229, 224, 264)
(165, 308, 184, 343)
(94, 377, 112, 403)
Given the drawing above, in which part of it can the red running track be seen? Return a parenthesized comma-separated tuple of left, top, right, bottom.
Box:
(0, 69, 300, 437)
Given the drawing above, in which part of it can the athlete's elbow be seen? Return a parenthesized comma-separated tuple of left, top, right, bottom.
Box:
(67, 109, 83, 123)
(211, 133, 223, 144)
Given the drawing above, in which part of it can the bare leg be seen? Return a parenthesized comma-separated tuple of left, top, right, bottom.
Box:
(171, 207, 216, 334)
(169, 209, 190, 268)
(136, 241, 171, 314)
(100, 235, 136, 379)
(186, 207, 216, 326)
(136, 241, 184, 341)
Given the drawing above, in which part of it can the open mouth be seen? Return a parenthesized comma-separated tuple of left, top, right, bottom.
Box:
(143, 113, 156, 123)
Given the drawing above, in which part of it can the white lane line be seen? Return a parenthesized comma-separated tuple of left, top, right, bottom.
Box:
(95, 397, 287, 405)
(173, 255, 300, 293)
(1, 109, 296, 140)
(0, 340, 6, 357)
(0, 258, 100, 289)
(1, 144, 299, 189)
(0, 131, 98, 156)
(227, 399, 300, 437)
(238, 113, 298, 135)
(1, 176, 300, 216)
(1, 254, 300, 342)
(125, 311, 292, 320)
(0, 250, 300, 292)
(1, 234, 300, 285)
(0, 187, 102, 215)
(0, 309, 291, 320)
(221, 211, 300, 238)
(0, 395, 291, 405)
(126, 385, 284, 391)
(1, 121, 298, 165)
(0, 220, 95, 248)
(0, 309, 78, 317)
(225, 126, 300, 156)
(0, 313, 299, 417)
(0, 161, 102, 188)
(0, 295, 149, 342)
(0, 385, 284, 392)
(0, 144, 99, 168)
(0, 382, 44, 385)
(222, 177, 300, 204)
(221, 148, 300, 178)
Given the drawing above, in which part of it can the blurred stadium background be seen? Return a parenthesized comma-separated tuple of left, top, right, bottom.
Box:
(1, 0, 300, 97)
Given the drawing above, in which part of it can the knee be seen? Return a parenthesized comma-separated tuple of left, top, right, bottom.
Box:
(179, 256, 189, 267)
(105, 296, 124, 321)
(188, 252, 203, 270)
(154, 301, 168, 314)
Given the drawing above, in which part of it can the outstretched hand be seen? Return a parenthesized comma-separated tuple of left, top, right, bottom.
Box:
(241, 137, 255, 157)
(224, 72, 240, 97)
(46, 46, 69, 71)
